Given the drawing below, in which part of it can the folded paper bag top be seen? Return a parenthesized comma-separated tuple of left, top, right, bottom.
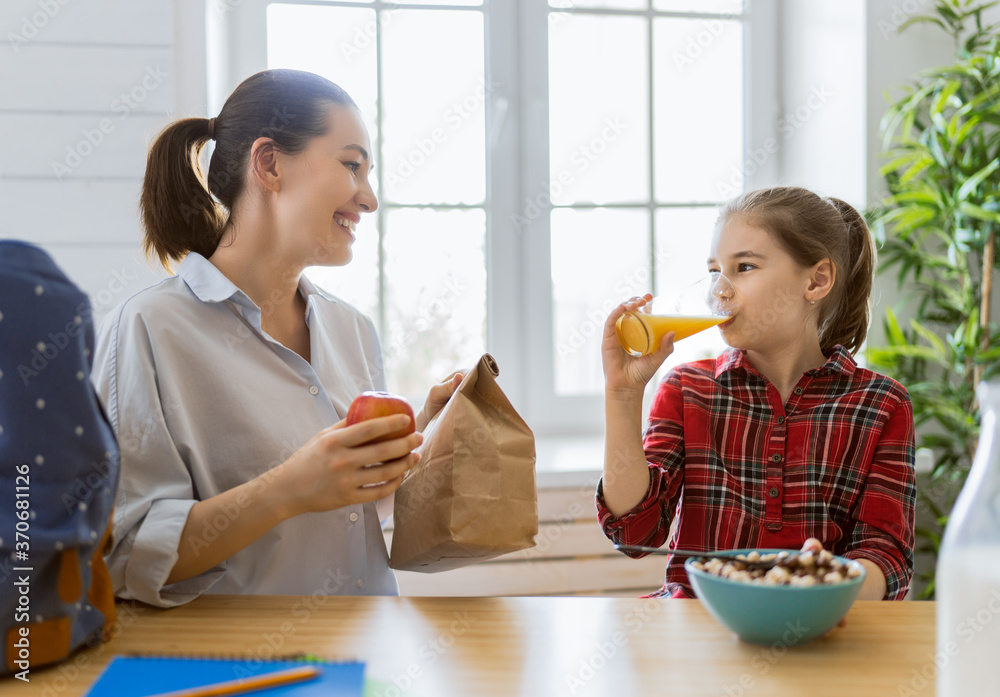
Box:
(389, 354, 538, 572)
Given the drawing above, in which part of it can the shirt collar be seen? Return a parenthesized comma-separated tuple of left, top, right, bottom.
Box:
(714, 344, 857, 380)
(177, 252, 340, 309)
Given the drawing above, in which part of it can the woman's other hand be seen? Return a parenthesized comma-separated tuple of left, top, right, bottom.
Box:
(416, 370, 466, 431)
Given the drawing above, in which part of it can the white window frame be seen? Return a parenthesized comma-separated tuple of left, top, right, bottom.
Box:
(208, 0, 779, 437)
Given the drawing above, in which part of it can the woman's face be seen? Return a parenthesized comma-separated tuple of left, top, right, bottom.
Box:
(273, 103, 378, 267)
(707, 216, 818, 352)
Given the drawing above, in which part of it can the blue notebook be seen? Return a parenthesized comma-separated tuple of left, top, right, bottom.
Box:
(83, 655, 365, 696)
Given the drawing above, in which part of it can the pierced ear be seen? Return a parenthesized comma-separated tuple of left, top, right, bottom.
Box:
(249, 137, 280, 193)
(806, 258, 836, 303)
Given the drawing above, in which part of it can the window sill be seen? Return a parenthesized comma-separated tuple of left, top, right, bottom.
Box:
(535, 435, 603, 491)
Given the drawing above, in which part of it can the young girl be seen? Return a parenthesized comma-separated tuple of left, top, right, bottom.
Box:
(94, 69, 463, 607)
(599, 186, 916, 601)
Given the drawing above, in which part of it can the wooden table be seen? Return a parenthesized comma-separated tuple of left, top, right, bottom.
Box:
(5, 596, 937, 696)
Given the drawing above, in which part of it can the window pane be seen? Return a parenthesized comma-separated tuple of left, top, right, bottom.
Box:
(381, 10, 485, 205)
(267, 4, 379, 120)
(653, 206, 729, 372)
(652, 16, 743, 203)
(654, 0, 743, 13)
(304, 215, 380, 322)
(393, 0, 482, 5)
(383, 208, 487, 400)
(550, 0, 647, 9)
(551, 208, 649, 396)
(549, 13, 649, 205)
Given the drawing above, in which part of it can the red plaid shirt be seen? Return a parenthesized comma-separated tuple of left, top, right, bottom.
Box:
(597, 345, 916, 600)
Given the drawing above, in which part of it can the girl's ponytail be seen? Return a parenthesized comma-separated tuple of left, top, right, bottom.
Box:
(823, 197, 876, 355)
(139, 118, 225, 270)
(720, 187, 877, 356)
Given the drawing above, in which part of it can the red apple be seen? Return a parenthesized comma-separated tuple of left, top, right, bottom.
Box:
(346, 391, 416, 444)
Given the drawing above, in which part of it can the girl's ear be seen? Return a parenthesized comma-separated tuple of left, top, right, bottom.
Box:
(806, 258, 835, 303)
(248, 137, 281, 193)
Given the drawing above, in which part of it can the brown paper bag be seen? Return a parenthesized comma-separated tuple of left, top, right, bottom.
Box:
(389, 354, 537, 572)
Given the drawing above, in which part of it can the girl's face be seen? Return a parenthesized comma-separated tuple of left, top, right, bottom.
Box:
(272, 103, 378, 267)
(707, 217, 820, 352)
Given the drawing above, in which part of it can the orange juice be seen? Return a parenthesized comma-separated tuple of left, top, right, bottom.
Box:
(615, 313, 727, 357)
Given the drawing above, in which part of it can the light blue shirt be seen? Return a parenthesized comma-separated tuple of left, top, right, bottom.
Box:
(93, 252, 398, 607)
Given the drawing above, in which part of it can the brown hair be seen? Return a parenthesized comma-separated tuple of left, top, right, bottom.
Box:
(719, 186, 876, 355)
(140, 69, 357, 269)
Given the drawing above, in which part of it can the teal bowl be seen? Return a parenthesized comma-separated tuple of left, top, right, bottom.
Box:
(684, 549, 865, 646)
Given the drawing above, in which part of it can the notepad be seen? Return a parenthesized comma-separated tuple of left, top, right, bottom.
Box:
(83, 655, 365, 697)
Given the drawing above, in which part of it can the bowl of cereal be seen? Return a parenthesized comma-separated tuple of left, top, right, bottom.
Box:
(684, 549, 865, 646)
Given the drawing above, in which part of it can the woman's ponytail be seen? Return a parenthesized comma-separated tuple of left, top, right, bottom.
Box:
(823, 197, 876, 355)
(139, 117, 226, 270)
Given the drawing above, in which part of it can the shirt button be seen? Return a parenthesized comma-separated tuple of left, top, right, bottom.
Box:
(776, 415, 785, 425)
(793, 386, 804, 396)
(349, 512, 359, 522)
(355, 578, 364, 588)
(771, 453, 782, 463)
(768, 487, 780, 498)
(309, 385, 319, 395)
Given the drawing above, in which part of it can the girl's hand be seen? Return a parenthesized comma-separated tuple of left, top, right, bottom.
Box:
(270, 415, 423, 516)
(416, 370, 466, 431)
(603, 295, 675, 396)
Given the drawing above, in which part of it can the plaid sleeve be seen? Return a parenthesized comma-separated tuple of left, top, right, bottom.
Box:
(843, 390, 916, 600)
(597, 372, 686, 555)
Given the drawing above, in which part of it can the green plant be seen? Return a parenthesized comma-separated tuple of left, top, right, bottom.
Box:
(867, 0, 1000, 599)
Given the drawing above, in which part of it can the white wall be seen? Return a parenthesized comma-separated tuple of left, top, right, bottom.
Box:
(0, 0, 209, 324)
(777, 0, 867, 207)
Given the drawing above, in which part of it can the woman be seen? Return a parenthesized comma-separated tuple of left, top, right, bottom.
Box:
(94, 69, 462, 607)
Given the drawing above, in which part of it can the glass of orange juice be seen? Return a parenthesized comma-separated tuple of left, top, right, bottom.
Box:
(615, 274, 737, 357)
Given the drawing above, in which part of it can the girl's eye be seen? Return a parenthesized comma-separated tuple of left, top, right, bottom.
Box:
(738, 263, 756, 272)
(344, 161, 361, 173)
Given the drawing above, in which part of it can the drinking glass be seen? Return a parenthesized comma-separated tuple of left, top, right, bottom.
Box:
(615, 273, 737, 357)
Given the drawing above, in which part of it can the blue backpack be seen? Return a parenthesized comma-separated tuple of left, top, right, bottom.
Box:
(0, 240, 119, 678)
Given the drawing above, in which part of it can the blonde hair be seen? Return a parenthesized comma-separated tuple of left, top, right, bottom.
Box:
(719, 187, 876, 355)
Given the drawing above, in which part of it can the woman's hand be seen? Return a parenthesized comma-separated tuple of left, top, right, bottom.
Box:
(166, 415, 421, 585)
(603, 295, 675, 396)
(270, 415, 424, 516)
(415, 370, 466, 432)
